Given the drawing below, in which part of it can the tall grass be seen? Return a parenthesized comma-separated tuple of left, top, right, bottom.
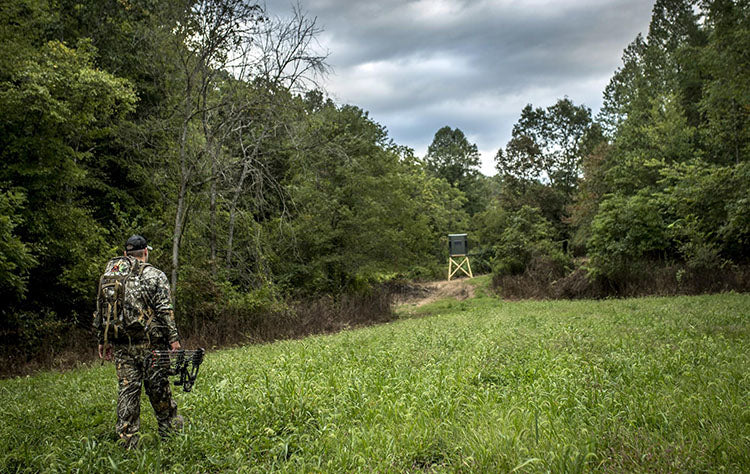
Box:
(1, 293, 748, 472)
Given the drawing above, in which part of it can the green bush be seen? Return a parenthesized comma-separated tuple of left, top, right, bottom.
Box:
(0, 189, 35, 300)
(176, 267, 283, 328)
(489, 206, 569, 277)
(588, 193, 668, 279)
(720, 162, 750, 259)
(0, 309, 65, 361)
(404, 264, 444, 281)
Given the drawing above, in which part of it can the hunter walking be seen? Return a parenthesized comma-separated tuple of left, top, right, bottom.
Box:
(94, 235, 183, 448)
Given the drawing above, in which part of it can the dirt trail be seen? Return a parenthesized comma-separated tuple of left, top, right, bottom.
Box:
(393, 278, 476, 308)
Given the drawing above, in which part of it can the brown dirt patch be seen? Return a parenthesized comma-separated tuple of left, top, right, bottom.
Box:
(393, 278, 476, 308)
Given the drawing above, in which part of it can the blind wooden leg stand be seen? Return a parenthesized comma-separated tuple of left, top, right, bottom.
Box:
(448, 255, 473, 280)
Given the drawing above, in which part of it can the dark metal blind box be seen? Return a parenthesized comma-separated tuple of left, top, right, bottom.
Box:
(448, 234, 468, 256)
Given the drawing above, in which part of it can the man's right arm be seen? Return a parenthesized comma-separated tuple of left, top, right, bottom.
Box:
(149, 270, 181, 345)
(93, 259, 114, 350)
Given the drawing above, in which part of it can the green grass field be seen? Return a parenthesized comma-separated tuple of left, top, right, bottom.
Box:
(2, 290, 749, 472)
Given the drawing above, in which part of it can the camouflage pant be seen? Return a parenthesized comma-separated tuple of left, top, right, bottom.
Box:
(114, 344, 178, 447)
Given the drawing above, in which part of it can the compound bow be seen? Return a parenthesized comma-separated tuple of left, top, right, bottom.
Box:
(146, 348, 205, 392)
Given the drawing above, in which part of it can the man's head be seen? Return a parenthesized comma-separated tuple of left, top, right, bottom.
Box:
(125, 235, 152, 262)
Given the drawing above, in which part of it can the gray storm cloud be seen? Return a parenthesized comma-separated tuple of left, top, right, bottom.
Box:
(265, 0, 655, 174)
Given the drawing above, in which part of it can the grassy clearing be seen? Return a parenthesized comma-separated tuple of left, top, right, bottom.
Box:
(1, 292, 749, 472)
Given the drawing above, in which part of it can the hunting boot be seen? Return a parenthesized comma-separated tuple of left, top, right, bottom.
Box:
(172, 414, 185, 432)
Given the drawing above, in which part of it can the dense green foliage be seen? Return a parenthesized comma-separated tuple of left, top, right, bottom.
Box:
(474, 205, 569, 277)
(488, 0, 750, 292)
(2, 292, 748, 471)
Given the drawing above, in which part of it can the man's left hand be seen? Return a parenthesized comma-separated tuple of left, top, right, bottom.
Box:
(98, 344, 113, 361)
(170, 341, 182, 351)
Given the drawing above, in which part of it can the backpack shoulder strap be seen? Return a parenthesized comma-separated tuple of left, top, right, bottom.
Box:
(127, 256, 139, 276)
(137, 262, 151, 277)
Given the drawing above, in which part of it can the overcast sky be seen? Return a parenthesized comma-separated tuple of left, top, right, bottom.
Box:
(266, 0, 655, 175)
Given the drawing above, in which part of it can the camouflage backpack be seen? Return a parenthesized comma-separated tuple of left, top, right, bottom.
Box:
(96, 256, 152, 344)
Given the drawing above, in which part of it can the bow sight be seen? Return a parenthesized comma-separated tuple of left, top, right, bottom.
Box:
(146, 348, 205, 392)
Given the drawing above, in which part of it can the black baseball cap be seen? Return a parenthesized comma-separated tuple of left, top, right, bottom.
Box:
(125, 235, 153, 252)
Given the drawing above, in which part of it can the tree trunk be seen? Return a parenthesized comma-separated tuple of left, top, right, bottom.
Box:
(171, 119, 191, 301)
(226, 155, 250, 268)
(210, 156, 217, 270)
(171, 182, 186, 299)
(226, 126, 266, 268)
(201, 84, 218, 274)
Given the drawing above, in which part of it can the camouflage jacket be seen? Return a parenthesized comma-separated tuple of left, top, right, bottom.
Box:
(94, 256, 179, 346)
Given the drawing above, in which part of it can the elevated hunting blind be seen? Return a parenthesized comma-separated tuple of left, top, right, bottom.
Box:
(447, 234, 473, 280)
(448, 234, 468, 256)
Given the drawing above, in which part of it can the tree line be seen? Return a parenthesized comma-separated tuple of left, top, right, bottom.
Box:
(1, 0, 749, 362)
(477, 0, 749, 296)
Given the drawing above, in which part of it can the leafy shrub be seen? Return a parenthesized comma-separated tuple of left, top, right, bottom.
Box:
(490, 206, 569, 277)
(465, 245, 494, 275)
(588, 193, 668, 279)
(0, 310, 66, 361)
(176, 267, 284, 333)
(404, 264, 444, 281)
(720, 162, 750, 259)
(0, 189, 35, 300)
